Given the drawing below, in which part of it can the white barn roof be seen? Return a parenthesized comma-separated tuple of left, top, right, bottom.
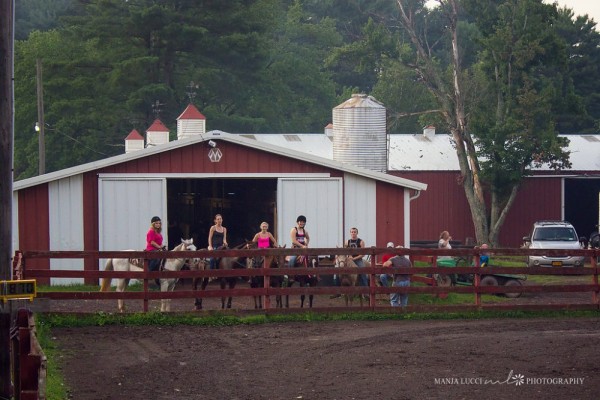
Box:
(242, 132, 600, 172)
(14, 131, 426, 192)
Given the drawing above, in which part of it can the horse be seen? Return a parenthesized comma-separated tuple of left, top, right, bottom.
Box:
(247, 244, 287, 309)
(280, 254, 319, 308)
(193, 242, 249, 310)
(100, 238, 197, 312)
(335, 254, 363, 307)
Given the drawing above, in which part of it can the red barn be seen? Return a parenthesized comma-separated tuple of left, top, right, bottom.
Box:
(13, 106, 426, 284)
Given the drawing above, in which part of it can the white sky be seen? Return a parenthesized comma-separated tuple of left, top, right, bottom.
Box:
(424, 1, 600, 24)
(546, 0, 600, 22)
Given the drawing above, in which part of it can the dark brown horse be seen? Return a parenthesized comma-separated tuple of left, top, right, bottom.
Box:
(193, 242, 248, 310)
(280, 255, 319, 308)
(247, 244, 286, 309)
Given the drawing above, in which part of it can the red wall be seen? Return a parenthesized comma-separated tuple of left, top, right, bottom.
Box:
(391, 171, 563, 247)
(96, 141, 333, 175)
(375, 182, 406, 248)
(18, 184, 50, 283)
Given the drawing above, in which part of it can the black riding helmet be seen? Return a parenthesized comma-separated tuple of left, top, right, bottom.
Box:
(151, 216, 161, 223)
(297, 215, 306, 223)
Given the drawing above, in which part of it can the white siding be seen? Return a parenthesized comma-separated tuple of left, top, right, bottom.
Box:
(343, 173, 376, 247)
(146, 132, 169, 147)
(125, 139, 144, 153)
(177, 119, 206, 139)
(277, 178, 343, 248)
(99, 178, 167, 254)
(49, 175, 84, 285)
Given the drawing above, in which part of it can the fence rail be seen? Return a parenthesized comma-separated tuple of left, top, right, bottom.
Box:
(14, 247, 600, 313)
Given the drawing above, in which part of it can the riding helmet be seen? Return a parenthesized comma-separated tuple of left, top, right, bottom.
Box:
(151, 216, 161, 223)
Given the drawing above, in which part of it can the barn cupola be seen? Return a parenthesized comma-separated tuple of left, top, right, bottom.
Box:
(332, 94, 387, 172)
(177, 103, 206, 140)
(324, 123, 333, 138)
(146, 119, 170, 147)
(423, 125, 436, 140)
(124, 129, 144, 153)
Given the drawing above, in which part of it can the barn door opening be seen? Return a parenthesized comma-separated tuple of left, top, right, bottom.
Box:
(564, 177, 600, 240)
(166, 178, 277, 248)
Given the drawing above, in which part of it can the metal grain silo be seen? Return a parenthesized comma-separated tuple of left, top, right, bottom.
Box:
(333, 94, 387, 172)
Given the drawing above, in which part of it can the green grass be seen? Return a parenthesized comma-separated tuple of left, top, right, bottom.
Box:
(37, 284, 101, 292)
(37, 282, 151, 292)
(36, 308, 600, 329)
(35, 320, 69, 400)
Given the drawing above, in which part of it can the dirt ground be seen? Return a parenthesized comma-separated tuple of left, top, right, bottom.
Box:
(34, 276, 600, 400)
(41, 278, 600, 399)
(53, 317, 600, 400)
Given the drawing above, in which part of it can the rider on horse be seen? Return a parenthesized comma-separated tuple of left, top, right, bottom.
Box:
(288, 215, 310, 267)
(146, 216, 166, 285)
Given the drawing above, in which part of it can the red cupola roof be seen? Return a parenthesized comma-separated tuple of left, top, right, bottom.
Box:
(125, 129, 144, 140)
(147, 119, 169, 132)
(177, 104, 206, 120)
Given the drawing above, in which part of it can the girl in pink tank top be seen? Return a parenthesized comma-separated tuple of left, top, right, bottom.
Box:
(252, 222, 278, 249)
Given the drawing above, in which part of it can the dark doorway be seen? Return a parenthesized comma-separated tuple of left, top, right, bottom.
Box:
(167, 178, 278, 249)
(564, 177, 600, 241)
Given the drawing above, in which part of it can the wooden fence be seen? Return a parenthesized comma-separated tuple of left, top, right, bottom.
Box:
(10, 308, 46, 400)
(14, 247, 600, 313)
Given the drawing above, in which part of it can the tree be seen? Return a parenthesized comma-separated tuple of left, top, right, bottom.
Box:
(395, 0, 572, 245)
(552, 7, 600, 133)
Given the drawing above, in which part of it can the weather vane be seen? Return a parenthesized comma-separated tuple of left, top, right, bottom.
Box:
(152, 100, 165, 118)
(186, 81, 199, 103)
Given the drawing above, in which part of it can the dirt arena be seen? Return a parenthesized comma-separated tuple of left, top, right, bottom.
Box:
(53, 317, 600, 400)
(39, 277, 600, 399)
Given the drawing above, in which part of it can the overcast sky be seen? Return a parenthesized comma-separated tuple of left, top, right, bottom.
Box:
(424, 1, 600, 24)
(547, 0, 600, 22)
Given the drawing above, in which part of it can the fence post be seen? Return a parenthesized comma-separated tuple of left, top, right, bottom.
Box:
(263, 257, 270, 310)
(143, 258, 149, 313)
(369, 251, 376, 308)
(592, 253, 598, 305)
(474, 272, 481, 306)
(11, 308, 44, 400)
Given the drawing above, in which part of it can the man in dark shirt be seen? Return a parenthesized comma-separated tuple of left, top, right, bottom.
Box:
(383, 247, 412, 307)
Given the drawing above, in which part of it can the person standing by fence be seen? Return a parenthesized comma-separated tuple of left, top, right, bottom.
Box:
(383, 247, 412, 307)
(438, 230, 453, 260)
(379, 242, 396, 287)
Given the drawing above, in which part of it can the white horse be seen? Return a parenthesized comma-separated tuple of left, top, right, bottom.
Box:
(100, 238, 197, 312)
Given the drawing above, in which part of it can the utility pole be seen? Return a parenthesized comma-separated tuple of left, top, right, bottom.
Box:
(0, 0, 15, 398)
(36, 58, 45, 175)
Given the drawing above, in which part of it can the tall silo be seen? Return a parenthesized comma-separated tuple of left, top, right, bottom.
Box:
(332, 94, 387, 172)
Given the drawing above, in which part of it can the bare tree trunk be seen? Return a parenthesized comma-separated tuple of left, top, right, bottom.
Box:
(397, 0, 491, 244)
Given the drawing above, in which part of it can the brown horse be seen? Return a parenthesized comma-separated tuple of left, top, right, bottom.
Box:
(193, 242, 248, 310)
(281, 254, 319, 308)
(247, 244, 286, 309)
(335, 254, 363, 307)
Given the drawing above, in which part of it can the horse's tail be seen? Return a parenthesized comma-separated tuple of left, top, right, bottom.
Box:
(100, 258, 114, 292)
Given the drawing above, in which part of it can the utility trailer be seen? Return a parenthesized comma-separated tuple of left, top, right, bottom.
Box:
(436, 258, 526, 298)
